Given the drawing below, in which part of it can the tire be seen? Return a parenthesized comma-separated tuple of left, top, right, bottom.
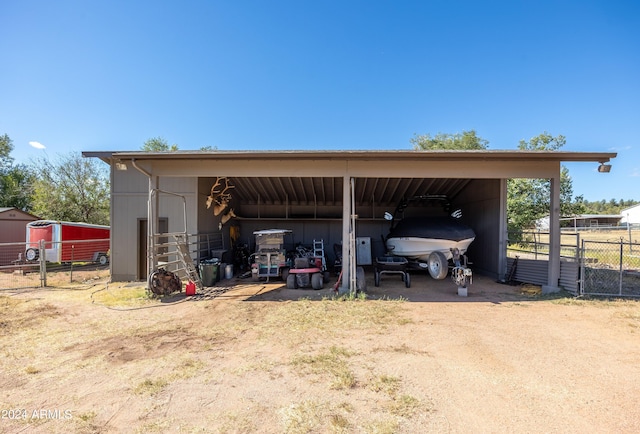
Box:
(374, 270, 380, 287)
(286, 273, 298, 289)
(281, 268, 289, 281)
(98, 254, 109, 266)
(25, 248, 39, 262)
(311, 273, 323, 290)
(404, 272, 411, 288)
(428, 251, 448, 280)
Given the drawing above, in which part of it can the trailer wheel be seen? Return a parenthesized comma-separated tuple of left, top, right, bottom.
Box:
(404, 272, 411, 288)
(25, 248, 39, 262)
(428, 252, 448, 280)
(374, 270, 380, 287)
(97, 253, 109, 266)
(311, 273, 323, 290)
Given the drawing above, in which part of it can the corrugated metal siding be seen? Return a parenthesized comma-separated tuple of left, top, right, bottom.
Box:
(506, 257, 579, 293)
(508, 258, 547, 286)
(559, 260, 580, 293)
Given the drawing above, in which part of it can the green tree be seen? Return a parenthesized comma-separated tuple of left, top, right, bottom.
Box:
(0, 133, 14, 170)
(142, 137, 178, 152)
(0, 134, 35, 210)
(507, 132, 584, 231)
(411, 130, 489, 150)
(30, 152, 110, 225)
(517, 131, 565, 151)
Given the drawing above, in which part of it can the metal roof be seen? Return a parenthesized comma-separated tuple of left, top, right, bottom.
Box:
(227, 176, 472, 206)
(85, 149, 616, 163)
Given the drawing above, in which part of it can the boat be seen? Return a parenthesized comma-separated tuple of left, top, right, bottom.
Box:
(385, 216, 475, 261)
(383, 196, 475, 279)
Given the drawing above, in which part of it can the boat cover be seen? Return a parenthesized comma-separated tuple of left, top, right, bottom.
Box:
(388, 217, 475, 242)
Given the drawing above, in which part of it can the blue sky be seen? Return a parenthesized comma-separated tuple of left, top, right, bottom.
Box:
(1, 0, 638, 201)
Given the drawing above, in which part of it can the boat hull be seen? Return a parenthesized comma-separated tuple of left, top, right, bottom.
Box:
(386, 236, 475, 262)
(385, 216, 476, 262)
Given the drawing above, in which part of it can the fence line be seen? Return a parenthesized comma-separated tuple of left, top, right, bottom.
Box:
(581, 239, 640, 297)
(507, 231, 640, 297)
(1, 232, 224, 291)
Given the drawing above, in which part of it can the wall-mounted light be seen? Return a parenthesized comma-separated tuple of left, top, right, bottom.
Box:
(115, 160, 128, 171)
(597, 163, 611, 173)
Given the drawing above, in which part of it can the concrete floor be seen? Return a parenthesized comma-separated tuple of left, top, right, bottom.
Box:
(200, 268, 546, 304)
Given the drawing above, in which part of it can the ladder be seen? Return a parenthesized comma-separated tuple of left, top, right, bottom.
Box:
(172, 234, 203, 290)
(313, 239, 326, 270)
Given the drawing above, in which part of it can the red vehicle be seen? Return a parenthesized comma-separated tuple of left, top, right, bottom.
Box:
(25, 220, 110, 264)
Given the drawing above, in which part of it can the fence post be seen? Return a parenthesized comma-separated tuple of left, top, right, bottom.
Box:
(70, 244, 74, 283)
(619, 238, 624, 296)
(629, 221, 634, 255)
(39, 239, 47, 287)
(579, 238, 585, 296)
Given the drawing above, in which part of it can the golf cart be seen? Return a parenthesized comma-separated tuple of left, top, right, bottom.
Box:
(250, 229, 292, 282)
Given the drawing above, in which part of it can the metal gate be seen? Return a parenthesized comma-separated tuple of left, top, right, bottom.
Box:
(580, 239, 640, 297)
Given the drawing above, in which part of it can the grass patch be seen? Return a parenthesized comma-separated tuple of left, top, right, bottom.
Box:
(364, 418, 400, 434)
(291, 346, 357, 389)
(279, 399, 355, 434)
(280, 400, 325, 434)
(0, 296, 61, 334)
(133, 378, 168, 396)
(388, 394, 423, 418)
(91, 284, 154, 307)
(260, 297, 408, 343)
(369, 374, 401, 397)
(166, 357, 205, 380)
(217, 413, 257, 433)
(24, 365, 40, 374)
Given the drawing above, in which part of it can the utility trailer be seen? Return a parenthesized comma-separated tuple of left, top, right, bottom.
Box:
(25, 220, 110, 264)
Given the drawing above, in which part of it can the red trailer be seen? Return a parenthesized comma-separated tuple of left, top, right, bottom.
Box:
(25, 220, 110, 264)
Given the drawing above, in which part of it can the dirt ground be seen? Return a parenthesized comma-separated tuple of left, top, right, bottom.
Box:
(1, 272, 640, 434)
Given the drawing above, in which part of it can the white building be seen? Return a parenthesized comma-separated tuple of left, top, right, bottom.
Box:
(621, 204, 640, 225)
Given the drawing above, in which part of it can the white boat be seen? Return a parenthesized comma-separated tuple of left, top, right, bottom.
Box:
(383, 197, 476, 280)
(385, 216, 475, 262)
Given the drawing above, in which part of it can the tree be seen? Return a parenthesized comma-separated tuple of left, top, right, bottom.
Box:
(30, 152, 110, 225)
(0, 134, 35, 210)
(411, 130, 489, 150)
(0, 133, 14, 171)
(517, 131, 565, 151)
(507, 132, 584, 231)
(142, 137, 178, 152)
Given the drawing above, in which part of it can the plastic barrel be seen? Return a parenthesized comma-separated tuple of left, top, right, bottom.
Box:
(225, 264, 233, 279)
(199, 262, 217, 287)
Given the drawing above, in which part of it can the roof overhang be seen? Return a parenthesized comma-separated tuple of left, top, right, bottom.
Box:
(84, 149, 617, 206)
(83, 149, 616, 164)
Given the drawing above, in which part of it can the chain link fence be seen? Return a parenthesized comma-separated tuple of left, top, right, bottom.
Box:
(581, 239, 640, 297)
(1, 233, 224, 291)
(0, 239, 110, 290)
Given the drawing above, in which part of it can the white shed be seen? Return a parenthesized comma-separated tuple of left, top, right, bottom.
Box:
(621, 204, 640, 225)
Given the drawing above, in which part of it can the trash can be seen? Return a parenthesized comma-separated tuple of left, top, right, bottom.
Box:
(199, 260, 218, 287)
(225, 264, 234, 279)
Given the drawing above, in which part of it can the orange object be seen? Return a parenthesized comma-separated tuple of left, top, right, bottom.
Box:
(185, 280, 196, 296)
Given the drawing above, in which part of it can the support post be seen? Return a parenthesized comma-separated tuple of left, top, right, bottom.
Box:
(340, 175, 351, 293)
(543, 173, 561, 293)
(498, 178, 508, 282)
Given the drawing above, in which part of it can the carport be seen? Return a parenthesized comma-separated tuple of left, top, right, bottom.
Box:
(86, 150, 616, 293)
